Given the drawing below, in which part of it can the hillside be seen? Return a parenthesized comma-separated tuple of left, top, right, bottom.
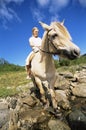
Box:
(0, 58, 25, 72)
(0, 55, 86, 72)
(0, 58, 9, 64)
(0, 64, 25, 72)
(55, 54, 86, 68)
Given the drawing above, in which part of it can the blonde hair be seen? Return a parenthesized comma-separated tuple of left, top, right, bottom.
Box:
(32, 27, 39, 34)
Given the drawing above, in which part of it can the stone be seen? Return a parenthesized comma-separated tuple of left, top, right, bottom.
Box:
(67, 109, 86, 130)
(71, 84, 86, 97)
(48, 119, 71, 130)
(55, 90, 70, 110)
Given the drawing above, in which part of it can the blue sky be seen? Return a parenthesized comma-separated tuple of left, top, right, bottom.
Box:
(0, 0, 86, 66)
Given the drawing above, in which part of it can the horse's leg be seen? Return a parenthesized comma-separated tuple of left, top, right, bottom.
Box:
(49, 87, 62, 117)
(35, 77, 47, 104)
(49, 88, 57, 109)
(49, 76, 57, 109)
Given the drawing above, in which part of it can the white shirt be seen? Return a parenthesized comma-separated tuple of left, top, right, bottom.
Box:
(29, 36, 42, 52)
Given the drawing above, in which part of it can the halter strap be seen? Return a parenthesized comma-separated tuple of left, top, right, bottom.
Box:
(39, 47, 59, 55)
(39, 29, 58, 55)
(39, 48, 53, 54)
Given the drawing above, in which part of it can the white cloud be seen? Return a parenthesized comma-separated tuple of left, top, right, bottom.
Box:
(49, 0, 69, 14)
(0, 0, 24, 28)
(31, 8, 44, 21)
(31, 0, 86, 23)
(72, 0, 86, 7)
(50, 14, 59, 22)
(37, 0, 49, 7)
(34, 0, 70, 22)
(78, 0, 86, 7)
(3, 0, 24, 4)
(36, 0, 70, 13)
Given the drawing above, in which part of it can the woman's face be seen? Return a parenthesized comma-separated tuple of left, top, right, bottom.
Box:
(33, 29, 39, 37)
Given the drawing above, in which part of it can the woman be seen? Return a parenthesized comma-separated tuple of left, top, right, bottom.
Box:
(25, 27, 42, 79)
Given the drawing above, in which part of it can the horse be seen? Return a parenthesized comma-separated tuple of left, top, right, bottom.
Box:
(29, 21, 80, 110)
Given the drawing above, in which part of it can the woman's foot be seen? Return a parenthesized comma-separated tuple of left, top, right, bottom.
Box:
(26, 75, 31, 80)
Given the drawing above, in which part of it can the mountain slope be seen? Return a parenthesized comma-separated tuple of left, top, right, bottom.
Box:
(0, 58, 9, 65)
(0, 58, 24, 72)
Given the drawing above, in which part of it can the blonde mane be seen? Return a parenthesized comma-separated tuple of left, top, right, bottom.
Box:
(51, 22, 72, 41)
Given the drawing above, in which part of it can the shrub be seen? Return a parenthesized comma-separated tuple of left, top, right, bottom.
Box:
(0, 64, 25, 72)
(54, 55, 86, 68)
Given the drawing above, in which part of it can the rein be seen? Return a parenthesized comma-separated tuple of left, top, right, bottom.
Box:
(39, 48, 58, 55)
(39, 48, 53, 54)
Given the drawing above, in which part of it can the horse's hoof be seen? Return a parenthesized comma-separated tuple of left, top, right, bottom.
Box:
(43, 104, 49, 110)
(43, 101, 49, 110)
(54, 109, 62, 118)
(46, 106, 55, 114)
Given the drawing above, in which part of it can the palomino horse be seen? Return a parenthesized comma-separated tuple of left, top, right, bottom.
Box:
(30, 21, 80, 110)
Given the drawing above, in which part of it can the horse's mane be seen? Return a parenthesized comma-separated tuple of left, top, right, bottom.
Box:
(51, 22, 72, 41)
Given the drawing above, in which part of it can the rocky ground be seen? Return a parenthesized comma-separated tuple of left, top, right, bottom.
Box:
(0, 65, 86, 130)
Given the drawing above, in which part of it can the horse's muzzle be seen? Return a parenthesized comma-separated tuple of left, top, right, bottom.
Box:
(60, 48, 80, 60)
(67, 49, 80, 60)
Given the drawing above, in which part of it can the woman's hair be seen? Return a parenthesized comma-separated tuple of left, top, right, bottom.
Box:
(32, 27, 39, 34)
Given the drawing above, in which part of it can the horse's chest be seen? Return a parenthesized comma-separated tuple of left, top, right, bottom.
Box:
(31, 54, 56, 79)
(32, 65, 55, 80)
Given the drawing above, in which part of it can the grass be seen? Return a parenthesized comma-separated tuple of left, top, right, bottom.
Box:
(0, 71, 30, 97)
(0, 87, 17, 97)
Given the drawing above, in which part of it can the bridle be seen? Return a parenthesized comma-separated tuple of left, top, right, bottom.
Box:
(39, 29, 59, 55)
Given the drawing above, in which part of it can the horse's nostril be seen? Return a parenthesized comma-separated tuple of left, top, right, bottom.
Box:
(73, 50, 79, 56)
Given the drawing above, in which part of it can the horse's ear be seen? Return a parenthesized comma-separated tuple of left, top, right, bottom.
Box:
(39, 21, 50, 31)
(61, 19, 65, 25)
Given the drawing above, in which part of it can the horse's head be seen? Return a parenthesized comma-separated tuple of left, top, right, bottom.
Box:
(39, 21, 80, 60)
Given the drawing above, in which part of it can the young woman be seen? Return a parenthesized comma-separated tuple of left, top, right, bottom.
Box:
(25, 27, 42, 79)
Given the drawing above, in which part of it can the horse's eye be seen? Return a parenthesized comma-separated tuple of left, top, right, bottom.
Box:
(52, 34, 58, 39)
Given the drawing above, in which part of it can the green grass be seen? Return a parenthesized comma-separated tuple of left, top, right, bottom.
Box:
(0, 64, 25, 72)
(0, 87, 17, 97)
(0, 71, 30, 97)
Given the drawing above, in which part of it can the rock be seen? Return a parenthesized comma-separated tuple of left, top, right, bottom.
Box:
(8, 108, 19, 130)
(66, 109, 86, 130)
(21, 95, 37, 107)
(0, 109, 10, 129)
(74, 69, 86, 83)
(0, 99, 10, 129)
(71, 84, 86, 97)
(55, 75, 70, 90)
(18, 108, 50, 130)
(81, 105, 86, 116)
(55, 90, 70, 110)
(16, 83, 33, 93)
(59, 72, 74, 78)
(48, 119, 71, 130)
(82, 66, 86, 69)
(9, 97, 17, 109)
(0, 102, 9, 110)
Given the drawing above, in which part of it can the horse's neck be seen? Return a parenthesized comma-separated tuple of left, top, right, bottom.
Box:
(41, 31, 49, 53)
(40, 31, 53, 63)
